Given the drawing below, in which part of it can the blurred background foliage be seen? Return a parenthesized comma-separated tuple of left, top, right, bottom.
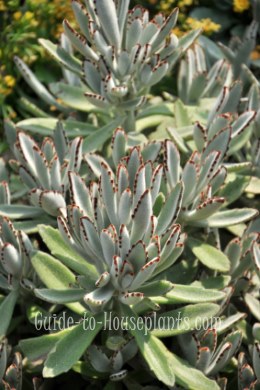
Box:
(0, 0, 74, 120)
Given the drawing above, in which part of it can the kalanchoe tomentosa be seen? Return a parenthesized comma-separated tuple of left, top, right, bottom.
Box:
(0, 218, 32, 338)
(57, 128, 184, 311)
(86, 337, 138, 382)
(0, 159, 10, 207)
(0, 340, 22, 390)
(238, 342, 260, 389)
(12, 124, 83, 217)
(178, 44, 231, 105)
(163, 85, 258, 228)
(219, 20, 259, 81)
(15, 0, 200, 131)
(179, 329, 242, 377)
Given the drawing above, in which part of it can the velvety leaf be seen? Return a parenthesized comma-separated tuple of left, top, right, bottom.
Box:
(39, 39, 82, 75)
(34, 289, 85, 304)
(0, 290, 19, 339)
(188, 238, 230, 272)
(152, 303, 220, 337)
(169, 352, 220, 390)
(0, 205, 43, 219)
(206, 209, 259, 227)
(121, 304, 175, 386)
(43, 313, 104, 377)
(19, 327, 72, 362)
(152, 285, 225, 304)
(38, 226, 97, 280)
(31, 251, 85, 314)
(83, 117, 125, 153)
(17, 117, 96, 137)
(245, 293, 260, 321)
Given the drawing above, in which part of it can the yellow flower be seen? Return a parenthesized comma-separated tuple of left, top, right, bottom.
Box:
(178, 0, 193, 8)
(159, 0, 175, 12)
(172, 27, 184, 37)
(24, 11, 34, 21)
(186, 17, 221, 35)
(4, 75, 16, 88)
(13, 11, 22, 21)
(0, 87, 12, 96)
(233, 0, 250, 13)
(10, 111, 17, 119)
(251, 46, 260, 60)
(0, 0, 6, 11)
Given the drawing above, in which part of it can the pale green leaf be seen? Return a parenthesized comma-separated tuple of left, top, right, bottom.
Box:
(31, 251, 85, 314)
(188, 238, 230, 272)
(121, 305, 175, 386)
(38, 225, 97, 280)
(43, 313, 104, 377)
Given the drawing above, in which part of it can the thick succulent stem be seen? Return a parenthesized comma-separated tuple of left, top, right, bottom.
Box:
(123, 110, 136, 133)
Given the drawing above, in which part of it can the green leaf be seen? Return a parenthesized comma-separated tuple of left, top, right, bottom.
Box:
(137, 103, 173, 119)
(169, 352, 220, 390)
(120, 305, 175, 386)
(19, 327, 74, 362)
(215, 312, 246, 334)
(207, 209, 259, 227)
(174, 99, 192, 127)
(83, 117, 125, 153)
(34, 289, 85, 304)
(137, 115, 173, 133)
(43, 313, 104, 377)
(152, 285, 225, 304)
(166, 259, 198, 284)
(13, 218, 56, 234)
(49, 83, 96, 112)
(191, 275, 231, 290)
(0, 290, 19, 339)
(0, 205, 43, 219)
(245, 293, 260, 321)
(224, 162, 252, 173)
(38, 225, 97, 280)
(188, 238, 230, 272)
(137, 281, 173, 296)
(39, 39, 82, 75)
(122, 305, 219, 389)
(31, 251, 85, 314)
(226, 223, 246, 237)
(72, 361, 107, 379)
(151, 303, 220, 337)
(16, 118, 96, 137)
(219, 174, 251, 206)
(246, 177, 260, 194)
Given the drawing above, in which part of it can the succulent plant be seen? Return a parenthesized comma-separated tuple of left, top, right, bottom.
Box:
(164, 83, 258, 228)
(15, 0, 200, 132)
(0, 0, 259, 388)
(54, 127, 184, 310)
(86, 337, 138, 381)
(244, 83, 260, 177)
(238, 347, 260, 390)
(178, 44, 231, 105)
(0, 218, 33, 338)
(0, 159, 10, 207)
(219, 21, 259, 82)
(0, 340, 22, 390)
(11, 124, 82, 217)
(179, 329, 242, 376)
(0, 182, 10, 207)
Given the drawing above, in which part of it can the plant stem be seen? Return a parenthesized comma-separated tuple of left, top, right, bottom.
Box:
(124, 109, 136, 133)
